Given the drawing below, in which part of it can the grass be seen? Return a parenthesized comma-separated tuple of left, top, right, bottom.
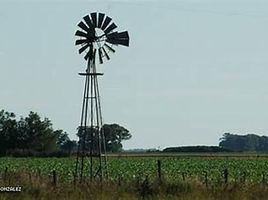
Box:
(1, 171, 268, 200)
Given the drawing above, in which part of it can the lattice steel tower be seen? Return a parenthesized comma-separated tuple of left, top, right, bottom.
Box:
(74, 12, 129, 182)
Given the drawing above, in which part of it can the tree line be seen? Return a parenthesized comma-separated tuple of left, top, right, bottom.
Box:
(163, 146, 231, 153)
(0, 110, 76, 156)
(219, 133, 268, 152)
(0, 109, 131, 156)
(162, 133, 268, 153)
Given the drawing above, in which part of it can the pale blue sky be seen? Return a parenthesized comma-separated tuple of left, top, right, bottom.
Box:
(1, 0, 268, 149)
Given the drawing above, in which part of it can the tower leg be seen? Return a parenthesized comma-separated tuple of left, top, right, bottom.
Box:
(74, 61, 107, 183)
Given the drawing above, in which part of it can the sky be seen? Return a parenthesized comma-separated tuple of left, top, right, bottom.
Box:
(1, 0, 268, 149)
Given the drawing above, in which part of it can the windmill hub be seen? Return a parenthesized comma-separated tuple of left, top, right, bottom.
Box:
(94, 28, 106, 47)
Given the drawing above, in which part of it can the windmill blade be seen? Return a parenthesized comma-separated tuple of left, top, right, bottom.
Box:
(97, 13, 105, 28)
(90, 12, 97, 28)
(104, 43, 115, 53)
(83, 15, 94, 29)
(106, 39, 119, 45)
(84, 15, 96, 39)
(106, 32, 118, 39)
(104, 22, 117, 34)
(78, 44, 89, 54)
(75, 39, 87, 45)
(78, 21, 90, 32)
(106, 31, 129, 40)
(98, 48, 103, 64)
(84, 51, 90, 60)
(75, 30, 88, 38)
(102, 47, 110, 60)
(101, 16, 112, 30)
(116, 39, 129, 46)
(117, 31, 129, 39)
(106, 38, 129, 46)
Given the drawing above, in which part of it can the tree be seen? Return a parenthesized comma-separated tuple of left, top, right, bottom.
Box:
(0, 110, 17, 154)
(76, 126, 98, 152)
(56, 129, 77, 154)
(102, 124, 131, 152)
(76, 123, 131, 153)
(22, 111, 58, 153)
(0, 109, 72, 155)
(60, 140, 77, 154)
(55, 130, 69, 147)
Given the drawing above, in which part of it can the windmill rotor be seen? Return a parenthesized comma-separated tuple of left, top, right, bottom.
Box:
(75, 12, 129, 64)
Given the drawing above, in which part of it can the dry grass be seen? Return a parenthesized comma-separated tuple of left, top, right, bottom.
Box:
(1, 172, 268, 200)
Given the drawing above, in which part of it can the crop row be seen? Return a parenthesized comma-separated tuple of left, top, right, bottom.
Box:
(1, 157, 268, 184)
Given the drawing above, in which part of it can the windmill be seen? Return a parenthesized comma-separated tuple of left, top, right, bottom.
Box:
(74, 12, 129, 182)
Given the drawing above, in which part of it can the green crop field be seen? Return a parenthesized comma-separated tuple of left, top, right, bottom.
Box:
(1, 154, 268, 184)
(2, 155, 268, 200)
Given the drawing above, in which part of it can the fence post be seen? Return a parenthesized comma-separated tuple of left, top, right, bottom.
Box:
(52, 170, 57, 186)
(140, 175, 150, 198)
(118, 175, 122, 186)
(28, 172, 32, 185)
(223, 168, 228, 185)
(157, 160, 161, 181)
(37, 168, 41, 183)
(182, 172, 185, 181)
(242, 171, 246, 183)
(4, 167, 8, 181)
(262, 171, 266, 184)
(73, 171, 77, 187)
(204, 171, 208, 188)
(37, 168, 41, 177)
